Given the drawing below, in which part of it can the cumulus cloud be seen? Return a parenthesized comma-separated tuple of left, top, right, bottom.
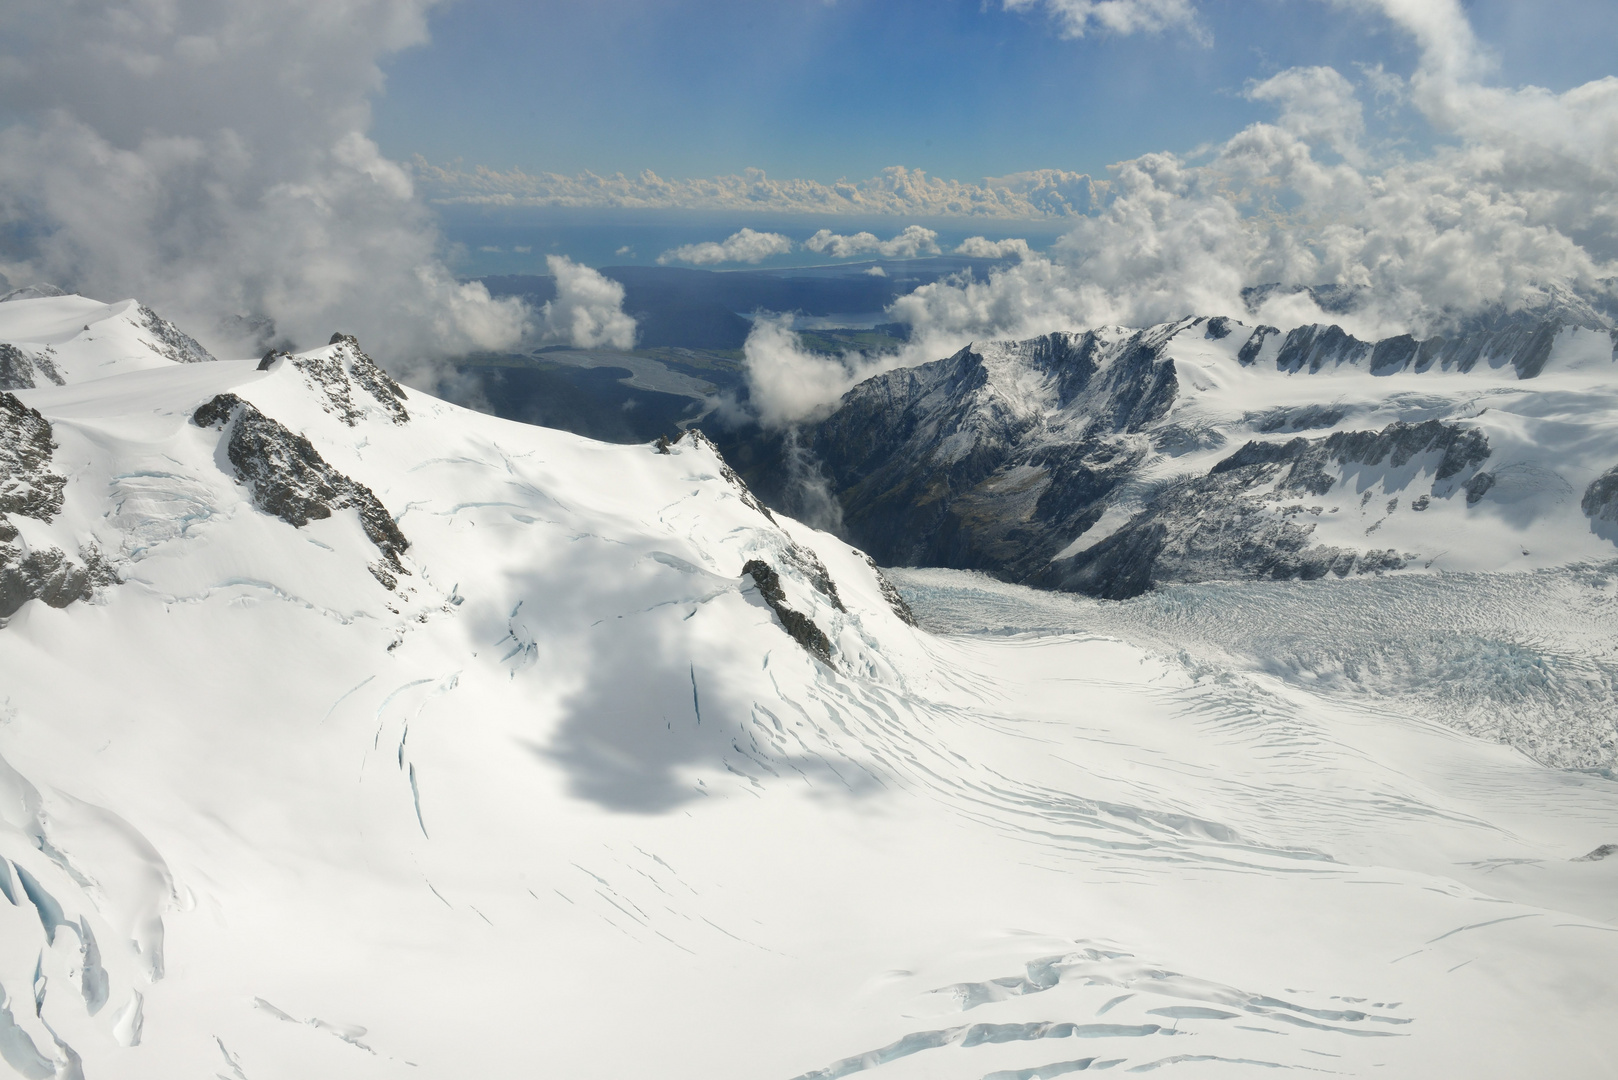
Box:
(418, 163, 1102, 218)
(738, 0, 1618, 426)
(954, 236, 1033, 259)
(539, 256, 637, 349)
(0, 0, 529, 361)
(1002, 0, 1202, 39)
(657, 228, 793, 266)
(805, 226, 941, 259)
(739, 316, 898, 428)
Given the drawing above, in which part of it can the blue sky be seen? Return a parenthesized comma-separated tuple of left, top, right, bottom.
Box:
(374, 0, 1618, 185)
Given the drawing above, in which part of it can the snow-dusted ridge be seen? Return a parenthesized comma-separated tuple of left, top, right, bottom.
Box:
(730, 311, 1618, 598)
(0, 296, 1614, 1078)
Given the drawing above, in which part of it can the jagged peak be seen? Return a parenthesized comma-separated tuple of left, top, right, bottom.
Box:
(278, 332, 410, 426)
(135, 303, 217, 365)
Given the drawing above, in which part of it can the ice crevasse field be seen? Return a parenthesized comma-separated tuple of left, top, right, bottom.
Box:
(0, 293, 1614, 1079)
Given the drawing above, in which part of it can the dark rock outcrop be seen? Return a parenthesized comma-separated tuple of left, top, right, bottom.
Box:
(286, 335, 409, 426)
(862, 552, 917, 626)
(0, 543, 118, 619)
(724, 327, 1182, 582)
(1, 393, 118, 619)
(1212, 420, 1491, 498)
(1243, 312, 1571, 380)
(1583, 465, 1618, 523)
(136, 305, 217, 365)
(710, 308, 1598, 600)
(0, 344, 65, 391)
(743, 558, 833, 663)
(1, 392, 66, 521)
(1039, 419, 1489, 597)
(193, 393, 410, 587)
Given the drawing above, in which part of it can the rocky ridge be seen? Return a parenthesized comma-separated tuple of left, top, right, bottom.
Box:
(1, 392, 117, 618)
(135, 304, 217, 365)
(193, 393, 412, 589)
(721, 310, 1618, 598)
(280, 333, 410, 426)
(0, 343, 65, 391)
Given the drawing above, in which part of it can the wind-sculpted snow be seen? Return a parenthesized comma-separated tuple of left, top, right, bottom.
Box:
(0, 295, 1614, 1078)
(0, 294, 227, 389)
(724, 311, 1618, 597)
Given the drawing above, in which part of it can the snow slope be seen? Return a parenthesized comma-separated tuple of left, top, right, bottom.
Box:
(0, 296, 215, 391)
(0, 296, 1614, 1078)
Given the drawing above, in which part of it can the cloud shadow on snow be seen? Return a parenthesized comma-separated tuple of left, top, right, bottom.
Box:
(480, 555, 882, 814)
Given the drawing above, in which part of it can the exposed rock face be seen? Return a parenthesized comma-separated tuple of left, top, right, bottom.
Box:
(0, 343, 65, 391)
(862, 552, 917, 626)
(766, 329, 1174, 575)
(1032, 419, 1492, 596)
(1033, 425, 1479, 599)
(743, 558, 833, 663)
(0, 393, 65, 521)
(1, 392, 118, 619)
(1210, 420, 1491, 498)
(286, 335, 409, 426)
(193, 393, 410, 587)
(1262, 318, 1566, 379)
(1583, 465, 1618, 523)
(724, 326, 1182, 583)
(0, 543, 118, 619)
(715, 311, 1558, 600)
(136, 305, 218, 365)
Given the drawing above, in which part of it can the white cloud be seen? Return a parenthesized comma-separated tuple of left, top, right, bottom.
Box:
(1002, 0, 1202, 39)
(418, 163, 1102, 219)
(739, 0, 1618, 426)
(615, 245, 633, 256)
(739, 315, 898, 428)
(864, 266, 887, 277)
(539, 255, 636, 350)
(0, 0, 528, 361)
(954, 236, 1033, 259)
(805, 226, 940, 259)
(514, 245, 532, 253)
(1245, 65, 1365, 162)
(657, 228, 793, 266)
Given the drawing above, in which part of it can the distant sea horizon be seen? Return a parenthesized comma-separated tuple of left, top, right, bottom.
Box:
(434, 204, 1072, 278)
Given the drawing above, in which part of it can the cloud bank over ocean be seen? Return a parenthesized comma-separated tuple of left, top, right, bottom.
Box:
(416, 163, 1105, 220)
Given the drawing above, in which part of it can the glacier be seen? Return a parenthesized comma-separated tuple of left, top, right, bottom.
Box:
(0, 294, 1614, 1078)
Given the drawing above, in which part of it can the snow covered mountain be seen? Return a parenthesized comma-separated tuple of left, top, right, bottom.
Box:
(724, 313, 1618, 598)
(0, 294, 1615, 1078)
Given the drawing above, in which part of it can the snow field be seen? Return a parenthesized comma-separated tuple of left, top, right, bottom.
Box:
(0, 300, 1613, 1077)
